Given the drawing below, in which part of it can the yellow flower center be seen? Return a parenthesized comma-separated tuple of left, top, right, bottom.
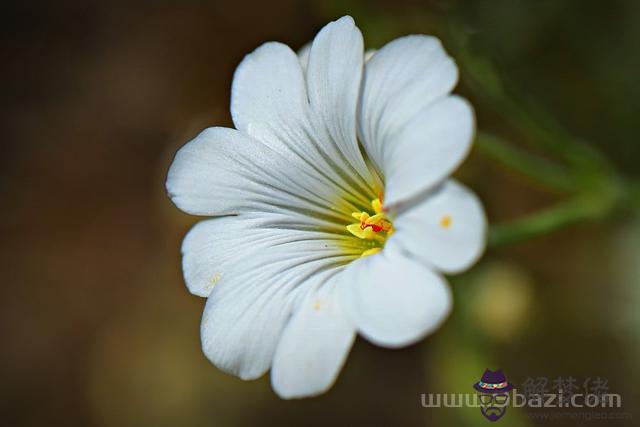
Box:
(346, 197, 394, 257)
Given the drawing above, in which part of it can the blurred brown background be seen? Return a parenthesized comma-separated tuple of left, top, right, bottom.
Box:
(2, 1, 639, 426)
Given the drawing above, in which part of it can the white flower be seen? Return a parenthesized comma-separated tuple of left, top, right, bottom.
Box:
(166, 16, 487, 399)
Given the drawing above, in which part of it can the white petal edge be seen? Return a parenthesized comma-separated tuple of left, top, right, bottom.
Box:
(359, 35, 459, 172)
(166, 127, 354, 219)
(388, 179, 487, 274)
(182, 215, 350, 297)
(383, 96, 475, 206)
(364, 49, 376, 62)
(271, 283, 355, 399)
(305, 16, 375, 187)
(231, 41, 309, 149)
(298, 44, 376, 70)
(297, 42, 311, 70)
(201, 241, 349, 380)
(337, 248, 452, 348)
(230, 33, 376, 208)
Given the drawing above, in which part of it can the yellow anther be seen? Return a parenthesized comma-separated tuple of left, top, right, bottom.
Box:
(352, 211, 369, 222)
(347, 223, 375, 239)
(346, 194, 393, 260)
(371, 198, 383, 214)
(440, 215, 452, 229)
(366, 213, 385, 225)
(345, 194, 393, 257)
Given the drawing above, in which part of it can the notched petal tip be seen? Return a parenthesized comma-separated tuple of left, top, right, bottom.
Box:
(329, 15, 356, 27)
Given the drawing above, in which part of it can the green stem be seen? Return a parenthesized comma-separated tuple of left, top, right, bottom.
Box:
(475, 132, 576, 192)
(448, 28, 614, 176)
(488, 173, 628, 247)
(488, 197, 597, 247)
(630, 181, 640, 209)
(456, 50, 573, 156)
(439, 23, 638, 245)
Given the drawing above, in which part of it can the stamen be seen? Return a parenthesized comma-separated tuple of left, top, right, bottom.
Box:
(371, 198, 383, 214)
(346, 197, 393, 256)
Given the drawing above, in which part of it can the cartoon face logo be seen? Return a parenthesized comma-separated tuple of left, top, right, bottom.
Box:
(478, 391, 509, 421)
(473, 369, 513, 422)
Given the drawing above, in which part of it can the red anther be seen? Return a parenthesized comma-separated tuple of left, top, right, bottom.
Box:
(360, 222, 384, 233)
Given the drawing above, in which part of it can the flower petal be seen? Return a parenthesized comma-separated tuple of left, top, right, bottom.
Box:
(305, 16, 374, 185)
(297, 42, 311, 71)
(200, 241, 350, 380)
(359, 35, 459, 174)
(382, 96, 475, 206)
(181, 215, 349, 297)
(231, 41, 309, 152)
(230, 25, 376, 206)
(337, 248, 452, 348)
(300, 44, 376, 70)
(388, 180, 487, 274)
(271, 283, 355, 399)
(364, 49, 376, 62)
(166, 127, 357, 220)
